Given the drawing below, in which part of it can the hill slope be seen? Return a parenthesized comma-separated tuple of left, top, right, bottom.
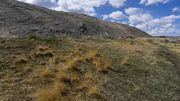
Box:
(0, 0, 150, 38)
(0, 37, 179, 100)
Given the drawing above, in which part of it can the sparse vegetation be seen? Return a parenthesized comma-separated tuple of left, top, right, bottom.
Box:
(0, 37, 179, 101)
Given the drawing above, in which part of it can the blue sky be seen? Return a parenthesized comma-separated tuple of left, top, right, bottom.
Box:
(17, 0, 180, 36)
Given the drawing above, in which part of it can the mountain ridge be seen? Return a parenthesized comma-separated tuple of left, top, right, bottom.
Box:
(0, 0, 150, 38)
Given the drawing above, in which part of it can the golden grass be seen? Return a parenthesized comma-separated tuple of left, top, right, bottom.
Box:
(1, 38, 179, 101)
(92, 58, 112, 72)
(21, 43, 110, 100)
(64, 56, 83, 70)
(86, 50, 98, 59)
(88, 86, 101, 98)
(57, 69, 79, 83)
(36, 82, 65, 101)
(40, 68, 55, 78)
(84, 71, 94, 81)
(121, 56, 129, 65)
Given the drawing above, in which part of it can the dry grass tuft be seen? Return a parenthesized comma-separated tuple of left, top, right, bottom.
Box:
(57, 69, 79, 83)
(64, 57, 83, 70)
(74, 46, 81, 56)
(92, 58, 112, 72)
(37, 45, 49, 52)
(88, 86, 101, 98)
(121, 56, 130, 65)
(36, 82, 65, 101)
(86, 50, 98, 60)
(40, 68, 55, 78)
(33, 45, 55, 58)
(34, 51, 55, 58)
(84, 71, 94, 81)
(15, 56, 28, 64)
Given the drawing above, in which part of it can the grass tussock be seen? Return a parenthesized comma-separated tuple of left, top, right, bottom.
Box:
(92, 58, 112, 72)
(85, 50, 112, 72)
(88, 86, 101, 98)
(33, 45, 55, 58)
(64, 56, 83, 70)
(40, 68, 55, 78)
(15, 56, 28, 64)
(121, 56, 130, 65)
(35, 47, 109, 100)
(86, 50, 98, 59)
(36, 82, 65, 101)
(57, 69, 79, 83)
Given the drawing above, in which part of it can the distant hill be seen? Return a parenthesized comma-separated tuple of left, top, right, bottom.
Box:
(0, 0, 150, 38)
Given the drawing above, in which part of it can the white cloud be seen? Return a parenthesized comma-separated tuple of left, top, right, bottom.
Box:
(17, 0, 127, 16)
(108, 0, 127, 8)
(140, 0, 171, 6)
(125, 7, 143, 15)
(54, 0, 105, 16)
(124, 7, 180, 36)
(17, 0, 58, 8)
(134, 15, 180, 36)
(103, 11, 127, 20)
(125, 8, 153, 24)
(129, 13, 153, 24)
(172, 7, 180, 13)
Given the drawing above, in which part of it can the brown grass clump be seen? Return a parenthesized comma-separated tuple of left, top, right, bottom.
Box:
(77, 72, 96, 90)
(37, 82, 65, 101)
(57, 69, 79, 83)
(121, 56, 130, 65)
(34, 50, 55, 58)
(74, 46, 81, 56)
(15, 56, 28, 64)
(34, 47, 110, 101)
(86, 50, 98, 60)
(64, 57, 83, 70)
(92, 58, 112, 72)
(40, 68, 55, 78)
(84, 71, 94, 81)
(88, 86, 101, 98)
(37, 45, 49, 51)
(33, 45, 55, 58)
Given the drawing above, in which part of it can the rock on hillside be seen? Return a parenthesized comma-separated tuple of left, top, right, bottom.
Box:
(0, 0, 150, 38)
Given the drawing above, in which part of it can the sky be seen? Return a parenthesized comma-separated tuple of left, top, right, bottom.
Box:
(17, 0, 180, 36)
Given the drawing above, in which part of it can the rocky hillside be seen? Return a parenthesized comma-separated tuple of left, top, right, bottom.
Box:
(0, 0, 150, 38)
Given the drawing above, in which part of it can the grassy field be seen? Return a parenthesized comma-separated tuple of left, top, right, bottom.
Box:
(0, 37, 179, 101)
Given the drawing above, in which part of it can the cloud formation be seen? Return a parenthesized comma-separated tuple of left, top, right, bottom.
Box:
(125, 7, 180, 36)
(102, 11, 127, 20)
(125, 7, 153, 25)
(135, 15, 180, 36)
(17, 0, 127, 16)
(140, 0, 171, 6)
(172, 7, 180, 13)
